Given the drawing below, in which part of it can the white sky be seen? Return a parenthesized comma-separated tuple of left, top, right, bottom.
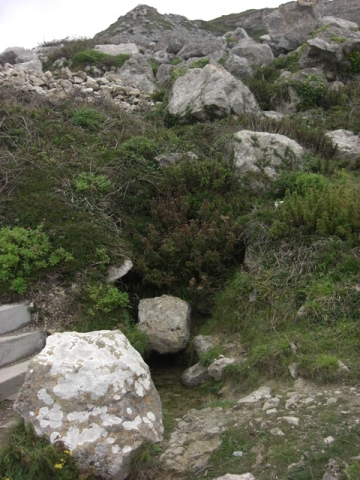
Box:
(0, 0, 285, 53)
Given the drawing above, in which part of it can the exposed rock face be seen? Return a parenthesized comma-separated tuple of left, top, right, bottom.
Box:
(224, 54, 254, 79)
(168, 64, 259, 121)
(208, 357, 236, 381)
(233, 130, 304, 179)
(138, 295, 191, 354)
(14, 330, 163, 480)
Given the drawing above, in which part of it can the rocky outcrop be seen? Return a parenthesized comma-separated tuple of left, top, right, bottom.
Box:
(94, 4, 215, 48)
(262, 1, 323, 55)
(299, 25, 360, 71)
(138, 295, 191, 354)
(233, 130, 304, 179)
(168, 64, 259, 121)
(14, 330, 164, 480)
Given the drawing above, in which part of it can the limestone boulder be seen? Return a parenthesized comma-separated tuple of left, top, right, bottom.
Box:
(116, 53, 155, 93)
(231, 39, 274, 67)
(138, 295, 191, 354)
(326, 129, 360, 164)
(168, 64, 259, 121)
(181, 363, 209, 387)
(208, 357, 236, 381)
(14, 330, 163, 480)
(262, 0, 323, 55)
(299, 25, 360, 70)
(223, 54, 254, 80)
(233, 130, 304, 179)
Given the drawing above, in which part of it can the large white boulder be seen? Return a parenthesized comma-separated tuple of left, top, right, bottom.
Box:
(14, 330, 163, 480)
(168, 64, 259, 121)
(138, 295, 191, 354)
(233, 130, 304, 179)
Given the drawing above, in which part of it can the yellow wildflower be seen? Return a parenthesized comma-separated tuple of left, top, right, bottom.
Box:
(54, 463, 63, 469)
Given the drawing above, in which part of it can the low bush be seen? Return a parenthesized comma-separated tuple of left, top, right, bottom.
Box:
(0, 224, 73, 294)
(71, 49, 130, 70)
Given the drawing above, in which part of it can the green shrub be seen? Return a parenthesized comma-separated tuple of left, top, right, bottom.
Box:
(84, 284, 129, 316)
(73, 172, 113, 197)
(270, 183, 360, 239)
(189, 58, 209, 69)
(344, 47, 360, 75)
(291, 74, 327, 110)
(149, 59, 161, 75)
(0, 224, 73, 293)
(71, 49, 130, 70)
(199, 346, 223, 366)
(71, 107, 106, 130)
(170, 58, 182, 66)
(134, 158, 245, 305)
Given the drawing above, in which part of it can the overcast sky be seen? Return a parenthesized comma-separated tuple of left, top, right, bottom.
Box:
(0, 0, 286, 53)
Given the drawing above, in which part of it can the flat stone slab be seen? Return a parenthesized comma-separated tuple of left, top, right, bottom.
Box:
(0, 331, 46, 367)
(0, 304, 31, 334)
(0, 360, 30, 401)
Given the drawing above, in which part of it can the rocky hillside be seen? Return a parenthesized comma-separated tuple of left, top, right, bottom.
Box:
(0, 0, 360, 479)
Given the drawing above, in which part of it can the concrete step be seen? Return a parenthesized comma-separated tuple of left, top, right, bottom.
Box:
(0, 360, 31, 402)
(0, 331, 46, 368)
(0, 304, 31, 335)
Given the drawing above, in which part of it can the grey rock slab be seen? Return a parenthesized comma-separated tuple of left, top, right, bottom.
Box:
(160, 407, 231, 475)
(0, 360, 31, 401)
(181, 362, 209, 387)
(0, 331, 46, 367)
(237, 386, 271, 404)
(14, 330, 163, 480)
(0, 304, 31, 334)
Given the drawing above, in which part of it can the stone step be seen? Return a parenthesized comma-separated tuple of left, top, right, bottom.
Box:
(0, 360, 31, 402)
(0, 331, 46, 368)
(0, 304, 31, 335)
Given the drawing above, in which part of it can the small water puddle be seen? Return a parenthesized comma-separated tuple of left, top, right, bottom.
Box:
(148, 353, 202, 418)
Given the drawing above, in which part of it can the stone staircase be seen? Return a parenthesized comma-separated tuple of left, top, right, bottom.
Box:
(0, 304, 47, 401)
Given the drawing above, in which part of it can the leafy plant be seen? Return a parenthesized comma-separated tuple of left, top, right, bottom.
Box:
(73, 172, 113, 197)
(84, 284, 129, 316)
(71, 107, 106, 130)
(0, 224, 73, 293)
(189, 58, 209, 69)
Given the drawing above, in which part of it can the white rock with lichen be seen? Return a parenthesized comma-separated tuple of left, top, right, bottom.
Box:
(14, 330, 163, 480)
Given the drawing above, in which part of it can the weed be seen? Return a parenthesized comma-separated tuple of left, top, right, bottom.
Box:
(199, 346, 223, 366)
